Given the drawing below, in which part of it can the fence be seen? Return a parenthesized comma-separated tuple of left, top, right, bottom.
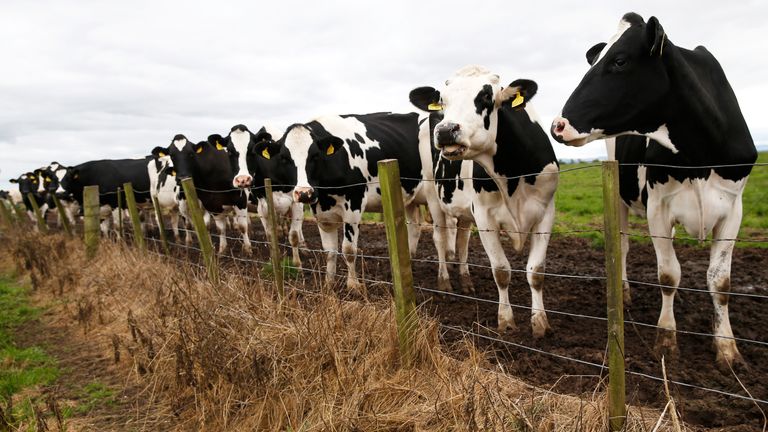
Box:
(1, 159, 767, 431)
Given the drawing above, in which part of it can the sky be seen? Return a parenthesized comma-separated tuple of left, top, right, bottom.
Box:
(1, 0, 767, 190)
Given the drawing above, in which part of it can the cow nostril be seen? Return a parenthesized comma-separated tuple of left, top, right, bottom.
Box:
(555, 121, 566, 134)
(451, 124, 460, 132)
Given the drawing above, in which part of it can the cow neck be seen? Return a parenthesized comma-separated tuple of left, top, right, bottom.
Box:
(661, 45, 756, 168)
(473, 107, 556, 197)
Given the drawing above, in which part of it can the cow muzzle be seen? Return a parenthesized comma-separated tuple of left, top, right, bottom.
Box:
(550, 117, 592, 147)
(434, 122, 467, 159)
(233, 175, 253, 188)
(293, 187, 317, 204)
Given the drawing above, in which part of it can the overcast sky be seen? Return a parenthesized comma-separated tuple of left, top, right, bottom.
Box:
(1, 0, 767, 190)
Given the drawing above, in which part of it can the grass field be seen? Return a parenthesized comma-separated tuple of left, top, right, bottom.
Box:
(554, 151, 768, 246)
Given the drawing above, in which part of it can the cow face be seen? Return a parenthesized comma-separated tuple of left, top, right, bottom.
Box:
(246, 126, 298, 194)
(227, 125, 254, 189)
(153, 135, 194, 181)
(409, 65, 537, 161)
(280, 124, 349, 205)
(154, 133, 234, 187)
(10, 172, 40, 196)
(34, 168, 59, 196)
(59, 167, 83, 199)
(551, 13, 670, 148)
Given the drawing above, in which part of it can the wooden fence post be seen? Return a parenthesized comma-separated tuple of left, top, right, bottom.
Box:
(50, 195, 73, 236)
(117, 187, 124, 240)
(602, 160, 626, 431)
(152, 196, 170, 255)
(0, 199, 14, 229)
(180, 178, 218, 283)
(378, 159, 418, 366)
(12, 202, 27, 226)
(264, 179, 285, 298)
(83, 186, 100, 259)
(123, 183, 145, 251)
(26, 193, 48, 234)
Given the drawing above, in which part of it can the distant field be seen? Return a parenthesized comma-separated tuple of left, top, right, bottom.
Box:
(554, 151, 768, 247)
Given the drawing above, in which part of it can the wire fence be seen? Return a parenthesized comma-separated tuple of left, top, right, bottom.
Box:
(3, 160, 768, 425)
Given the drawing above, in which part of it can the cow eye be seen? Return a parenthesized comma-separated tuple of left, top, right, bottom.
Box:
(613, 57, 627, 68)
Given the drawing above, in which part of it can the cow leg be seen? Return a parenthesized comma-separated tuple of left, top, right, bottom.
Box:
(649, 210, 681, 359)
(456, 218, 474, 294)
(317, 220, 340, 289)
(288, 202, 305, 268)
(527, 200, 555, 338)
(620, 203, 632, 306)
(445, 215, 458, 262)
(213, 213, 228, 254)
(169, 211, 180, 242)
(405, 203, 422, 256)
(341, 220, 362, 292)
(709, 202, 743, 369)
(425, 200, 451, 292)
(234, 206, 252, 255)
(475, 210, 514, 332)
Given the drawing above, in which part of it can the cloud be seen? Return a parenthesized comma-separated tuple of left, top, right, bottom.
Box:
(1, 0, 766, 188)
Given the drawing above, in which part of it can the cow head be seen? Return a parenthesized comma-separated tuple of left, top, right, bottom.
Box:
(10, 172, 40, 197)
(34, 168, 59, 196)
(246, 126, 298, 195)
(152, 134, 194, 181)
(153, 133, 235, 188)
(59, 167, 83, 200)
(227, 124, 255, 189)
(409, 65, 537, 161)
(551, 13, 671, 149)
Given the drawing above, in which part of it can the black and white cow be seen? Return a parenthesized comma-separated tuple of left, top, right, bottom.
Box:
(551, 13, 757, 367)
(257, 113, 452, 291)
(60, 157, 153, 236)
(44, 162, 80, 227)
(152, 133, 251, 255)
(409, 65, 559, 336)
(147, 149, 182, 242)
(9, 172, 49, 225)
(225, 124, 306, 267)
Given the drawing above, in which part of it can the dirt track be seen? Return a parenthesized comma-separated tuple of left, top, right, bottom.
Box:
(155, 220, 768, 430)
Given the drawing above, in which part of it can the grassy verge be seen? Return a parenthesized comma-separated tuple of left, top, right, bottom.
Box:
(0, 272, 59, 428)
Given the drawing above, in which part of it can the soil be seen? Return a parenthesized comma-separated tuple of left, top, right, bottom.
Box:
(183, 220, 768, 432)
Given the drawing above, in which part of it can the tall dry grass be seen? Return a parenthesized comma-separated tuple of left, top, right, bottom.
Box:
(4, 231, 686, 431)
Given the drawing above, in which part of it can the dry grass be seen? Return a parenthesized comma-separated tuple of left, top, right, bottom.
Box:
(3, 231, 687, 431)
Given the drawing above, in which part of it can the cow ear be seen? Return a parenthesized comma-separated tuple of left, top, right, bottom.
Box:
(9, 178, 18, 184)
(646, 16, 667, 57)
(252, 135, 279, 160)
(497, 79, 538, 109)
(409, 86, 442, 112)
(152, 146, 169, 158)
(586, 42, 607, 65)
(192, 141, 207, 154)
(316, 136, 344, 157)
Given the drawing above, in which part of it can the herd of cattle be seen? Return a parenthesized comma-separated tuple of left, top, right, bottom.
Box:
(2, 14, 759, 368)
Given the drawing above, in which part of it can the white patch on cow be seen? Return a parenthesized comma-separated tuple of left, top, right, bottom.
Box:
(644, 124, 677, 153)
(229, 129, 252, 185)
(594, 18, 632, 65)
(434, 65, 501, 161)
(284, 125, 315, 190)
(171, 137, 187, 151)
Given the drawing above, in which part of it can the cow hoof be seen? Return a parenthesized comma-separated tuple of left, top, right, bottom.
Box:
(437, 276, 452, 293)
(654, 329, 679, 360)
(498, 316, 516, 333)
(531, 312, 551, 338)
(459, 273, 474, 294)
(715, 339, 746, 372)
(347, 278, 363, 293)
(291, 257, 302, 270)
(623, 281, 632, 307)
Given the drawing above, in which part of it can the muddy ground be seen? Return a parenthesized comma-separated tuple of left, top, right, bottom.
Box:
(121, 217, 768, 430)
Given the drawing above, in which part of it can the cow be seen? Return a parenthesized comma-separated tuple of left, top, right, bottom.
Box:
(225, 124, 306, 267)
(152, 133, 251, 255)
(147, 149, 182, 242)
(9, 172, 48, 225)
(60, 158, 153, 236)
(409, 65, 559, 336)
(258, 113, 453, 291)
(550, 12, 758, 367)
(44, 162, 80, 227)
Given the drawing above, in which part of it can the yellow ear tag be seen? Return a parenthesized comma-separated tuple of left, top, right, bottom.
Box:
(427, 103, 443, 111)
(326, 144, 335, 156)
(171, 169, 177, 176)
(511, 93, 525, 108)
(261, 148, 271, 159)
(45, 177, 52, 182)
(158, 151, 166, 157)
(195, 146, 203, 154)
(216, 141, 225, 150)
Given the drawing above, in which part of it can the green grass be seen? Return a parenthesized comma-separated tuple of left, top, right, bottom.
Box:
(0, 273, 60, 427)
(554, 151, 768, 247)
(262, 257, 302, 279)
